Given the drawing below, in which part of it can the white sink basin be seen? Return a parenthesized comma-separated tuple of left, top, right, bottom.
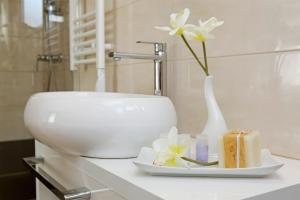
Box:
(24, 92, 177, 158)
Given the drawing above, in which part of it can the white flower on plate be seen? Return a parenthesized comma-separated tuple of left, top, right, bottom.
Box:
(155, 8, 190, 36)
(152, 127, 191, 167)
(184, 17, 224, 41)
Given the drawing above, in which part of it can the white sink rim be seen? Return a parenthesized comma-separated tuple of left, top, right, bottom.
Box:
(24, 92, 177, 158)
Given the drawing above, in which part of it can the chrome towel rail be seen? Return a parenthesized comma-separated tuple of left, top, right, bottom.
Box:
(23, 157, 91, 200)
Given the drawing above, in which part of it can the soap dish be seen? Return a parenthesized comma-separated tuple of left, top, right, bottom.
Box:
(133, 147, 284, 178)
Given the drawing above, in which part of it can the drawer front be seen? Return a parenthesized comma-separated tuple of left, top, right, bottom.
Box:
(37, 180, 126, 200)
(31, 156, 126, 200)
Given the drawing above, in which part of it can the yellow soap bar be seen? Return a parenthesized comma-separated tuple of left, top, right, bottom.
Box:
(218, 130, 261, 168)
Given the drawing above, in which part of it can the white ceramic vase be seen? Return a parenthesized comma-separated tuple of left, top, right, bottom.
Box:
(201, 75, 228, 158)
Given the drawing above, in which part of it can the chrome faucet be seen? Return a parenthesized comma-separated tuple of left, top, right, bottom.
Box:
(108, 41, 167, 96)
(37, 53, 63, 64)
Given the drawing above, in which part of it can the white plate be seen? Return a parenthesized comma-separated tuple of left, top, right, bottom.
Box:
(133, 147, 284, 178)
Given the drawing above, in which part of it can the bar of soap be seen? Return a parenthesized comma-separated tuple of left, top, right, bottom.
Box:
(218, 130, 261, 168)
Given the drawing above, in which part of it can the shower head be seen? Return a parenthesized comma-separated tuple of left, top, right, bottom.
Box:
(44, 0, 60, 14)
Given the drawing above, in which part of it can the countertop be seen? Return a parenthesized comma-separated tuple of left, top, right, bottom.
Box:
(37, 142, 300, 200)
(82, 155, 300, 200)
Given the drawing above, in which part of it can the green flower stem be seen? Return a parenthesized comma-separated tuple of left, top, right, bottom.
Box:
(202, 41, 209, 72)
(181, 157, 218, 166)
(180, 34, 209, 76)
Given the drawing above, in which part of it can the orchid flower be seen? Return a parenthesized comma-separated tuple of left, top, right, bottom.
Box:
(154, 8, 224, 77)
(152, 127, 191, 167)
(155, 8, 190, 36)
(184, 17, 224, 41)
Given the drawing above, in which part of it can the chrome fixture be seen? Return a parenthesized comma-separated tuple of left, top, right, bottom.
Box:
(44, 0, 64, 27)
(23, 157, 91, 200)
(44, 0, 61, 15)
(37, 53, 63, 64)
(44, 0, 57, 12)
(109, 41, 167, 96)
(36, 53, 63, 91)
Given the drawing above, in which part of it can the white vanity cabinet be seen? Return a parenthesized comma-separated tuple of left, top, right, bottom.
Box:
(34, 142, 127, 200)
(33, 141, 300, 200)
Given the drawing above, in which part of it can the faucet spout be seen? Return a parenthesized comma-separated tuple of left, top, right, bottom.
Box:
(108, 41, 167, 96)
(108, 52, 161, 61)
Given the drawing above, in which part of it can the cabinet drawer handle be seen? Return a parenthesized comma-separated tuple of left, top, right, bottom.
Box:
(23, 157, 91, 200)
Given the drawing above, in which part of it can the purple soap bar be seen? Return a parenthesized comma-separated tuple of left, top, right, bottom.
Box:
(196, 143, 208, 162)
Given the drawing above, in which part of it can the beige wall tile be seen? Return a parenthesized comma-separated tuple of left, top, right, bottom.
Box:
(105, 64, 117, 92)
(72, 70, 80, 91)
(54, 70, 66, 91)
(0, 36, 43, 71)
(170, 51, 300, 158)
(172, 0, 300, 59)
(84, 0, 95, 12)
(0, 105, 32, 142)
(115, 0, 139, 10)
(115, 62, 153, 94)
(19, 37, 43, 65)
(78, 66, 97, 91)
(0, 36, 19, 71)
(64, 69, 74, 91)
(0, 71, 43, 106)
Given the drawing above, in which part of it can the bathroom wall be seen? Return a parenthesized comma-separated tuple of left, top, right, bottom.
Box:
(82, 0, 300, 159)
(0, 0, 44, 141)
(0, 0, 72, 198)
(0, 1, 43, 199)
(0, 0, 72, 141)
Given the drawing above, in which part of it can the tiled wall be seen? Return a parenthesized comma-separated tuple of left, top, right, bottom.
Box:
(0, 0, 43, 141)
(0, 0, 72, 141)
(81, 0, 300, 159)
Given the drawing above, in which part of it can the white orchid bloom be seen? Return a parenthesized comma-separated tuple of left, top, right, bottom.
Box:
(152, 127, 191, 167)
(155, 8, 190, 36)
(184, 17, 224, 41)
